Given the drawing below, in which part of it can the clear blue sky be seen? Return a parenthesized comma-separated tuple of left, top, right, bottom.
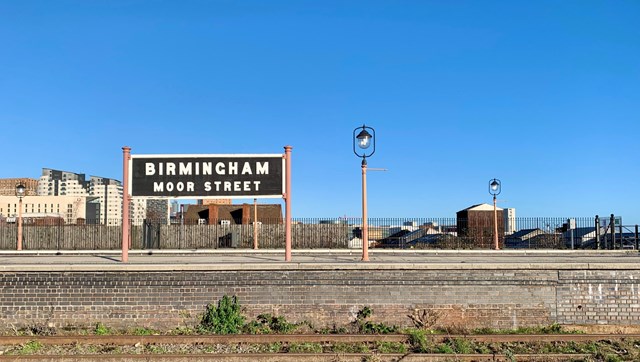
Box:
(1, 1, 638, 222)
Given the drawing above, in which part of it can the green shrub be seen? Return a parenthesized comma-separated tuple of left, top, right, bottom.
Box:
(198, 295, 246, 334)
(16, 340, 43, 355)
(94, 322, 111, 335)
(407, 329, 432, 353)
(243, 313, 299, 334)
(354, 307, 397, 334)
(375, 341, 407, 353)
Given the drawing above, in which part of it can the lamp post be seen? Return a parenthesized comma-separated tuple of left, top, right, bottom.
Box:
(488, 178, 501, 250)
(15, 183, 26, 251)
(353, 125, 375, 261)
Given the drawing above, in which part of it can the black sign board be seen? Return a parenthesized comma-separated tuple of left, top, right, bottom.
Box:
(129, 154, 284, 198)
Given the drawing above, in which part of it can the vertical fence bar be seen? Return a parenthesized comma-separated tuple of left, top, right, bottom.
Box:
(121, 146, 131, 263)
(595, 215, 600, 250)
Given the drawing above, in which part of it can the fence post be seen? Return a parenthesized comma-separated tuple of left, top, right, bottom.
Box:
(595, 215, 600, 250)
(636, 225, 638, 250)
(610, 214, 616, 250)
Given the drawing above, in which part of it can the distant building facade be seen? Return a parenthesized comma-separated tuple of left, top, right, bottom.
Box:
(37, 168, 123, 225)
(0, 195, 87, 224)
(503, 208, 516, 235)
(456, 203, 505, 246)
(0, 178, 38, 196)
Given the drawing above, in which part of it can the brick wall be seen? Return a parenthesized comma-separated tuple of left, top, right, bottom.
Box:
(1, 268, 639, 332)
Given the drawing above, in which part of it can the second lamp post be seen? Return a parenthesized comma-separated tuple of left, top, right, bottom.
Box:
(488, 178, 501, 250)
(15, 183, 26, 251)
(353, 125, 375, 261)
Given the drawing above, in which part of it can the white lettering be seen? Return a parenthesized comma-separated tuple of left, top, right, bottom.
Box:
(229, 162, 238, 175)
(204, 182, 212, 192)
(203, 162, 212, 175)
(242, 162, 252, 175)
(234, 181, 241, 191)
(253, 181, 261, 191)
(243, 181, 251, 191)
(187, 182, 194, 192)
(153, 182, 164, 192)
(214, 181, 222, 191)
(166, 163, 176, 175)
(176, 182, 184, 192)
(145, 163, 156, 176)
(256, 162, 269, 175)
(215, 162, 225, 175)
(166, 182, 174, 192)
(179, 162, 192, 175)
(224, 181, 231, 191)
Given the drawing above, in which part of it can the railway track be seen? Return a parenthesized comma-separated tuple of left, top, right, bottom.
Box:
(0, 333, 638, 345)
(0, 334, 636, 361)
(0, 353, 596, 361)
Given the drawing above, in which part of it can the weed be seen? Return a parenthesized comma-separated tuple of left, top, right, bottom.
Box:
(94, 322, 111, 335)
(132, 327, 158, 336)
(375, 341, 407, 353)
(452, 337, 474, 354)
(332, 342, 369, 353)
(360, 321, 398, 334)
(408, 308, 442, 330)
(244, 313, 298, 334)
(407, 329, 433, 353)
(504, 349, 516, 362)
(353, 307, 397, 334)
(261, 342, 282, 353)
(171, 326, 195, 335)
(436, 342, 455, 354)
(144, 344, 168, 353)
(318, 324, 348, 334)
(362, 353, 382, 362)
(604, 354, 624, 362)
(288, 342, 323, 353)
(16, 340, 43, 355)
(198, 295, 245, 334)
(23, 323, 56, 336)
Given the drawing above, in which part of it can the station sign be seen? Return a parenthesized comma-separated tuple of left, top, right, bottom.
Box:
(129, 154, 284, 199)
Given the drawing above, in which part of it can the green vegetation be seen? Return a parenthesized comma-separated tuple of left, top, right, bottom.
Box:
(471, 322, 583, 335)
(287, 342, 323, 353)
(374, 341, 406, 353)
(332, 342, 370, 353)
(6, 298, 640, 359)
(244, 313, 299, 334)
(94, 322, 112, 335)
(198, 295, 246, 334)
(353, 306, 398, 334)
(16, 340, 43, 354)
(131, 327, 159, 335)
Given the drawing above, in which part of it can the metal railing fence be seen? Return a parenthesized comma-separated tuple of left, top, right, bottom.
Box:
(0, 216, 637, 251)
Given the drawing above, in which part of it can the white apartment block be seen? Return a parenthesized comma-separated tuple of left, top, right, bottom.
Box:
(89, 177, 123, 225)
(504, 208, 516, 235)
(38, 168, 124, 225)
(0, 195, 87, 224)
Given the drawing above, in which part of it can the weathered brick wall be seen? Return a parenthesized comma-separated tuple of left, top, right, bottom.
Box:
(0, 268, 638, 332)
(557, 270, 640, 325)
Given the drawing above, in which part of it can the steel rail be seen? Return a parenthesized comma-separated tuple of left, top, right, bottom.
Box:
(0, 333, 639, 345)
(0, 353, 595, 362)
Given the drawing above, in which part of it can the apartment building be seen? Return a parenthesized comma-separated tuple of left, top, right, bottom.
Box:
(37, 168, 124, 225)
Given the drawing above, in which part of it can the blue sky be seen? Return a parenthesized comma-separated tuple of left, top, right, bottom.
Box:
(1, 1, 638, 222)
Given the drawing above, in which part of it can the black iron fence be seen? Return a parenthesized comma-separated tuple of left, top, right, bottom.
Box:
(0, 216, 637, 251)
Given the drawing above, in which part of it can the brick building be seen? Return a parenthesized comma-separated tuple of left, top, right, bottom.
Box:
(456, 203, 505, 247)
(0, 178, 38, 196)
